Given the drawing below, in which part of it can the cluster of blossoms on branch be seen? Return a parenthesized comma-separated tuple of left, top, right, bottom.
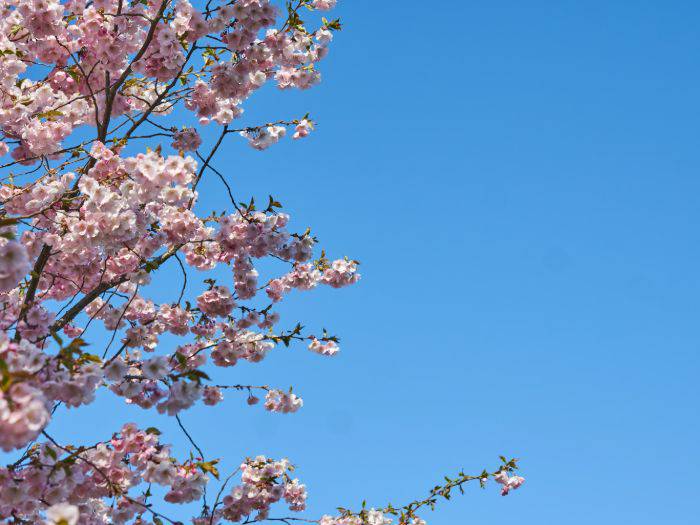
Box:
(2, 423, 307, 524)
(0, 0, 522, 523)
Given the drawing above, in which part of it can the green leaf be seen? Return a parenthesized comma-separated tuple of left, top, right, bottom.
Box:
(0, 358, 10, 391)
(174, 352, 187, 367)
(36, 109, 64, 121)
(197, 460, 220, 479)
(50, 330, 64, 347)
(187, 369, 211, 382)
(0, 217, 19, 230)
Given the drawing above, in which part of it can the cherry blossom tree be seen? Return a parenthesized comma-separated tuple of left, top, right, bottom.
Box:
(0, 0, 524, 523)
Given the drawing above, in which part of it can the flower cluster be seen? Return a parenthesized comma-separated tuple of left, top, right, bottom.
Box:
(0, 423, 302, 523)
(494, 469, 526, 496)
(171, 127, 202, 152)
(0, 237, 30, 292)
(308, 337, 340, 356)
(264, 388, 303, 413)
(266, 259, 360, 302)
(219, 456, 307, 522)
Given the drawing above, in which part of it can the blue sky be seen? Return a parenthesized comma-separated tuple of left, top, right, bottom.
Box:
(18, 1, 700, 524)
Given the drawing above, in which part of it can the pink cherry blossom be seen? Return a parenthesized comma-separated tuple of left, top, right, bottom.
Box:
(264, 388, 303, 413)
(45, 502, 79, 525)
(308, 337, 340, 356)
(0, 238, 29, 292)
(171, 127, 202, 152)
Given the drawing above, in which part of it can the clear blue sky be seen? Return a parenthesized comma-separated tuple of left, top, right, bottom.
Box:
(25, 1, 700, 524)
